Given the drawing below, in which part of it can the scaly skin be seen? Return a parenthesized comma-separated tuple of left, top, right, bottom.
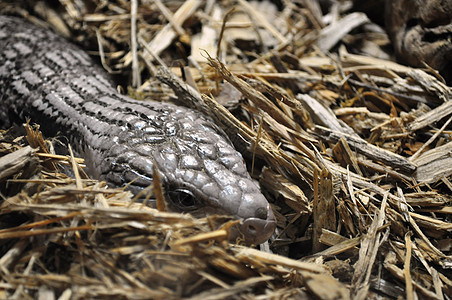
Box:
(0, 15, 275, 244)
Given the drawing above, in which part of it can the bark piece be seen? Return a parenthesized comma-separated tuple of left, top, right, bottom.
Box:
(0, 146, 38, 182)
(315, 126, 416, 174)
(317, 12, 369, 52)
(412, 141, 452, 183)
(385, 0, 452, 83)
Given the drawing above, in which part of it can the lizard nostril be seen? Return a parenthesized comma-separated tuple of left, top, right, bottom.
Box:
(245, 223, 257, 235)
(255, 206, 268, 220)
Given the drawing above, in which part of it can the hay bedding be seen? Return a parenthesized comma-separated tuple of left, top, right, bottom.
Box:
(0, 0, 451, 299)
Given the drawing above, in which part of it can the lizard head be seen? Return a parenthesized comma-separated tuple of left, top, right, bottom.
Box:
(94, 101, 276, 245)
(152, 108, 276, 245)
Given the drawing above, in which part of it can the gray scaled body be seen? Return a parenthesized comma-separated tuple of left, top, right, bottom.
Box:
(0, 15, 275, 244)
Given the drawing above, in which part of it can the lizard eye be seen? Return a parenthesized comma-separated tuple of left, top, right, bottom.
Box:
(168, 189, 199, 211)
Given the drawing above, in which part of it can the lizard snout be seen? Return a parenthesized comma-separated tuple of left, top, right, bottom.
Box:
(238, 203, 276, 245)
